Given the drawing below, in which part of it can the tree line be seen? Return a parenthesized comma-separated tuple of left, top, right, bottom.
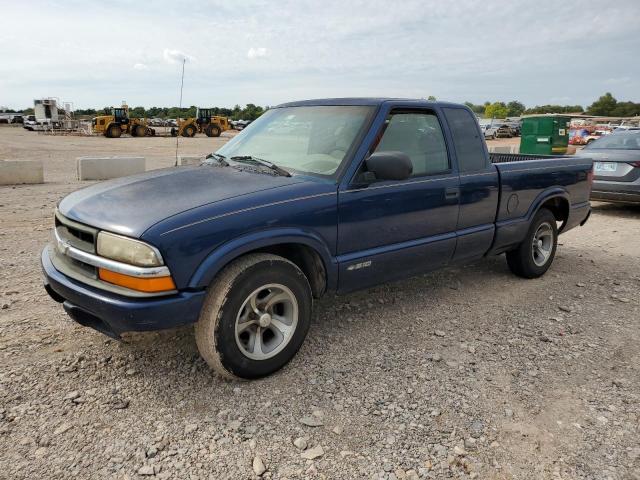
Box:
(463, 93, 640, 118)
(8, 93, 639, 119)
(71, 104, 267, 120)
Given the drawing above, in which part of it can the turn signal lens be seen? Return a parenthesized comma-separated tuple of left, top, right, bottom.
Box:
(98, 268, 176, 293)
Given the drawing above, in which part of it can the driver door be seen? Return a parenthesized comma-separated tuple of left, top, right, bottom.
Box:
(337, 108, 460, 292)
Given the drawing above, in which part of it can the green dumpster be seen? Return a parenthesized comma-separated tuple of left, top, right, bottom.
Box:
(519, 115, 570, 155)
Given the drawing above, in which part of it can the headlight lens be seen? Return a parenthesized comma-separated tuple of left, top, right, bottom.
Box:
(97, 232, 163, 267)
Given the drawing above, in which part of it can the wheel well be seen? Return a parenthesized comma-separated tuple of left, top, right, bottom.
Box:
(252, 243, 327, 298)
(540, 197, 569, 231)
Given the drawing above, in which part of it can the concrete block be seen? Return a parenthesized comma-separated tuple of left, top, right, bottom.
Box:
(178, 155, 205, 166)
(490, 146, 513, 154)
(77, 156, 145, 180)
(0, 160, 44, 185)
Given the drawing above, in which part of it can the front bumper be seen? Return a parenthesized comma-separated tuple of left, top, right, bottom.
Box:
(42, 246, 205, 338)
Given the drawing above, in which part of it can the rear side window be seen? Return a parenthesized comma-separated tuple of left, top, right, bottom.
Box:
(443, 108, 487, 172)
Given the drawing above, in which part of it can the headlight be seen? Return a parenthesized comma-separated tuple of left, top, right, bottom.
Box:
(97, 232, 163, 267)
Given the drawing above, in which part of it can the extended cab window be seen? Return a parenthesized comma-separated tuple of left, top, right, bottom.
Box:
(373, 111, 449, 177)
(442, 108, 487, 172)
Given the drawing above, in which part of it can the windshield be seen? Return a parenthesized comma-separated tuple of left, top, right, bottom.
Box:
(215, 105, 374, 177)
(585, 133, 640, 150)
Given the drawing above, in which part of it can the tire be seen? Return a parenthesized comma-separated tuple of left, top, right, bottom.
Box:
(182, 125, 196, 137)
(205, 124, 221, 137)
(132, 125, 145, 137)
(506, 208, 558, 278)
(170, 127, 177, 137)
(107, 124, 121, 138)
(195, 253, 312, 380)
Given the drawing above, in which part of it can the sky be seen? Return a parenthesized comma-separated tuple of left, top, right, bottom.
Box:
(1, 0, 639, 110)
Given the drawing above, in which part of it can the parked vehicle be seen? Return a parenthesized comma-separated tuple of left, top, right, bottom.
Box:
(171, 108, 232, 138)
(505, 121, 521, 136)
(233, 119, 252, 130)
(148, 118, 165, 127)
(23, 115, 38, 131)
(42, 98, 593, 379)
(577, 131, 640, 203)
(481, 124, 499, 139)
(612, 125, 640, 133)
(91, 104, 155, 138)
(495, 124, 514, 138)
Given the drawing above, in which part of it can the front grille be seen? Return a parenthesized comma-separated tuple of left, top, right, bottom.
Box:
(55, 213, 96, 253)
(53, 211, 99, 279)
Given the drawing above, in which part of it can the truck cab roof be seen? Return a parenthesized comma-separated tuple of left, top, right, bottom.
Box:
(275, 97, 463, 109)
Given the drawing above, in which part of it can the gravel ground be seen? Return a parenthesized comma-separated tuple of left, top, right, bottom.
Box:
(1, 126, 639, 479)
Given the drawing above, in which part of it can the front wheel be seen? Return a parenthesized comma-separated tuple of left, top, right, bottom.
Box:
(506, 208, 558, 278)
(195, 253, 312, 379)
(182, 125, 196, 137)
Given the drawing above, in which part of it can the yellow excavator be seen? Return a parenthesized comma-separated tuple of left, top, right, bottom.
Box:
(172, 108, 231, 137)
(92, 104, 155, 138)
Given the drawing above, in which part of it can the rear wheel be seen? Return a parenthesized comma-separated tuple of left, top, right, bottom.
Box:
(205, 124, 221, 137)
(195, 253, 312, 379)
(506, 208, 558, 278)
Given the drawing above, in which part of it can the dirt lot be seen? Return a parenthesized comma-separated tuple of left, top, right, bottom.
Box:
(0, 126, 639, 480)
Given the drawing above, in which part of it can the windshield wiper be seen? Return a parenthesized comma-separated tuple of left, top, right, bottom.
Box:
(205, 152, 229, 166)
(230, 155, 291, 177)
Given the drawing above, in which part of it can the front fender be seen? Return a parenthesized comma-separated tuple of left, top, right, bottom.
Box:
(188, 228, 337, 290)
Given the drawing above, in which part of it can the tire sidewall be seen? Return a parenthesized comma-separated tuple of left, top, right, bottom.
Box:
(210, 259, 312, 379)
(523, 209, 558, 276)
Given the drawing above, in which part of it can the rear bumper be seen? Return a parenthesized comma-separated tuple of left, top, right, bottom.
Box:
(591, 180, 640, 203)
(591, 178, 640, 203)
(41, 247, 205, 338)
(591, 190, 640, 204)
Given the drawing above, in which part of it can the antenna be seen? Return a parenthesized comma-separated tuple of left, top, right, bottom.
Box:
(175, 58, 186, 166)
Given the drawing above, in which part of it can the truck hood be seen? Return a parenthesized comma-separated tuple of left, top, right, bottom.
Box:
(58, 165, 306, 237)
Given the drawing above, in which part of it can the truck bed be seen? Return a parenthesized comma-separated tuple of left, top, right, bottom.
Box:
(487, 153, 593, 254)
(489, 153, 568, 164)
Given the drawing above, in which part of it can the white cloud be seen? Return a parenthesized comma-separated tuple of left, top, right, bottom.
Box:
(163, 48, 194, 64)
(605, 76, 631, 85)
(247, 47, 269, 60)
(133, 63, 149, 71)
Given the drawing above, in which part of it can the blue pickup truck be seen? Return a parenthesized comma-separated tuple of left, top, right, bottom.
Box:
(42, 98, 593, 379)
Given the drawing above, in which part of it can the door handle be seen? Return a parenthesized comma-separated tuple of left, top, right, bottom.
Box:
(445, 187, 460, 199)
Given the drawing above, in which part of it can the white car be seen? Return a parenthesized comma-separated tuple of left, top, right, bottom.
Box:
(481, 124, 500, 139)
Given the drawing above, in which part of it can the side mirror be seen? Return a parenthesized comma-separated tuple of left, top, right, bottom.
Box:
(365, 151, 413, 181)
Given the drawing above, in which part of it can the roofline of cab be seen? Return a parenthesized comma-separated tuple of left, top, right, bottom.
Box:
(274, 97, 466, 109)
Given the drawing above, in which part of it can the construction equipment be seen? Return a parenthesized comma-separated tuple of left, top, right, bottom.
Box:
(92, 104, 155, 138)
(171, 108, 231, 138)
